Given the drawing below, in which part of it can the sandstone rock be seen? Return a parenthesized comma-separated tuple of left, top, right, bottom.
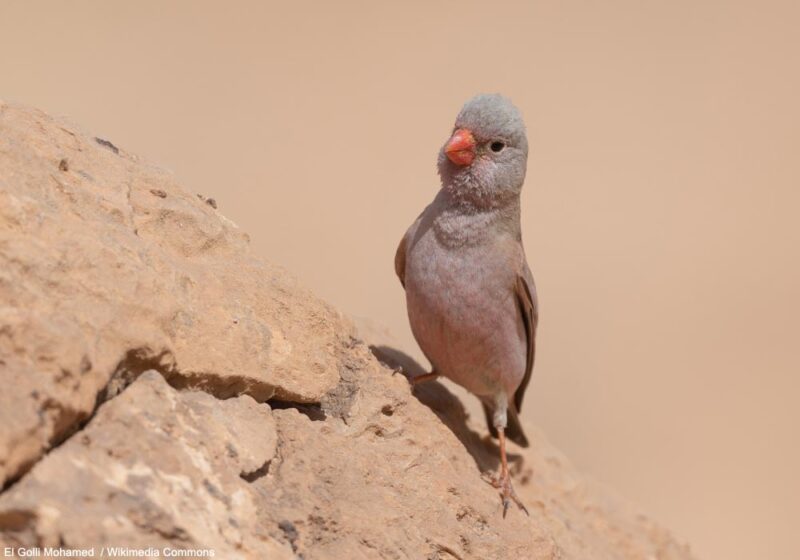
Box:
(265, 349, 692, 560)
(0, 354, 693, 560)
(0, 104, 695, 559)
(0, 104, 353, 488)
(0, 371, 291, 558)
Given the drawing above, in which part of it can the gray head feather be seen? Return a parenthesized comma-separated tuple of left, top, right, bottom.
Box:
(455, 94, 528, 152)
(438, 94, 529, 209)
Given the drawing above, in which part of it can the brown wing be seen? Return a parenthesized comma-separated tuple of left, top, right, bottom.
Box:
(394, 234, 407, 288)
(395, 207, 432, 289)
(513, 265, 538, 413)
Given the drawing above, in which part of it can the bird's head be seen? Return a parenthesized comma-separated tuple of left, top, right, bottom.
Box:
(438, 94, 528, 207)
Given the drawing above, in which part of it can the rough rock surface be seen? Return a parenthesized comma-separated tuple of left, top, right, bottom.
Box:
(0, 103, 695, 559)
(0, 371, 292, 559)
(0, 102, 352, 489)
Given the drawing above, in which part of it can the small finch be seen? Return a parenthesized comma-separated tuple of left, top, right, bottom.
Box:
(395, 94, 538, 516)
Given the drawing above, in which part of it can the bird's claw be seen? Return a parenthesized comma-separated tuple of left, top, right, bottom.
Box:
(481, 471, 498, 487)
(407, 371, 440, 386)
(484, 471, 528, 517)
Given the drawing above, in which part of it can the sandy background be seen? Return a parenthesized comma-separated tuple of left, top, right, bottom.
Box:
(1, 1, 797, 559)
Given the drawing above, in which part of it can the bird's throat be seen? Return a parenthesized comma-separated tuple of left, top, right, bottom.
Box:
(432, 192, 521, 248)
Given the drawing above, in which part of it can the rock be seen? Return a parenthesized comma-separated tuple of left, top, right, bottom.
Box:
(0, 104, 353, 488)
(0, 104, 695, 559)
(266, 351, 691, 560)
(0, 371, 293, 558)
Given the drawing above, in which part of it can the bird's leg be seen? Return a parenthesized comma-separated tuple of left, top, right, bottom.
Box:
(493, 427, 529, 517)
(408, 370, 440, 386)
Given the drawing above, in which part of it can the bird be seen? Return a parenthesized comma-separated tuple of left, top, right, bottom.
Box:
(394, 94, 538, 516)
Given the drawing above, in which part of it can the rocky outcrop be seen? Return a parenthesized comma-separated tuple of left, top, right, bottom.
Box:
(0, 102, 694, 559)
(0, 101, 351, 490)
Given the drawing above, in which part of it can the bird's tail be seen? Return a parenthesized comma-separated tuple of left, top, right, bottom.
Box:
(482, 402, 530, 448)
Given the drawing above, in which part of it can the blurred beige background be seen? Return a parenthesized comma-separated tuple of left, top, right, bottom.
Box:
(2, 1, 798, 558)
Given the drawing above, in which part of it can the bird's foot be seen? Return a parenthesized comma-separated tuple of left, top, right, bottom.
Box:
(406, 371, 440, 386)
(484, 470, 529, 518)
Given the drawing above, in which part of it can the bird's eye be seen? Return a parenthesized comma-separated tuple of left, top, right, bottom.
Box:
(490, 141, 505, 153)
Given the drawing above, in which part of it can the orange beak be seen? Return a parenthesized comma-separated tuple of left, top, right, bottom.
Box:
(444, 128, 476, 166)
